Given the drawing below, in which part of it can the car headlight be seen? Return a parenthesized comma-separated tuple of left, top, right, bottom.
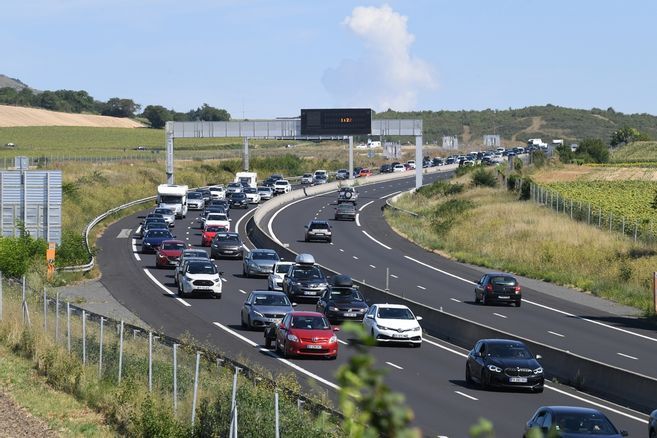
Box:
(253, 310, 264, 318)
(487, 365, 502, 373)
(376, 324, 392, 331)
(286, 334, 298, 342)
(533, 367, 543, 375)
(412, 326, 421, 332)
(329, 306, 339, 312)
(329, 335, 337, 343)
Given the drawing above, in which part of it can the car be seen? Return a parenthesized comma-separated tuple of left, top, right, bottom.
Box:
(210, 232, 244, 259)
(262, 177, 276, 188)
(257, 186, 273, 200)
(177, 260, 223, 298)
(198, 206, 229, 228)
(474, 272, 521, 307)
(357, 168, 373, 177)
(650, 408, 657, 438)
(201, 225, 227, 247)
(273, 179, 291, 194)
(362, 303, 422, 347)
(204, 212, 231, 231)
(141, 229, 175, 253)
(198, 189, 212, 203)
(334, 203, 356, 221)
(300, 173, 314, 184)
(226, 182, 243, 195)
(264, 311, 338, 359)
(186, 191, 206, 210)
(282, 254, 328, 300)
(432, 157, 444, 166)
(174, 249, 210, 285)
(304, 220, 332, 243)
(135, 218, 167, 238)
(243, 249, 280, 277)
(406, 160, 416, 169)
(243, 187, 261, 204)
(524, 406, 627, 437)
(335, 169, 350, 180)
(313, 170, 328, 185)
(316, 275, 368, 323)
(269, 174, 284, 182)
(155, 239, 186, 268)
(337, 187, 358, 204)
(209, 185, 226, 200)
(379, 163, 392, 173)
(392, 164, 405, 172)
(267, 261, 294, 291)
(466, 339, 544, 392)
(141, 212, 164, 224)
(352, 167, 363, 177)
(241, 290, 295, 330)
(228, 192, 248, 209)
(153, 207, 176, 226)
(207, 199, 230, 212)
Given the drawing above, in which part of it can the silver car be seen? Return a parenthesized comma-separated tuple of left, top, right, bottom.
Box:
(257, 186, 273, 200)
(240, 290, 295, 329)
(153, 207, 176, 226)
(243, 249, 280, 277)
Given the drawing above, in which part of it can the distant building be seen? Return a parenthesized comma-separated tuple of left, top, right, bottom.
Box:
(483, 135, 501, 148)
(442, 136, 459, 149)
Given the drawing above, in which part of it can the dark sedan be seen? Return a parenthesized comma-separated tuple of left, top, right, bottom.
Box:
(210, 232, 244, 259)
(465, 339, 544, 392)
(228, 192, 248, 209)
(334, 204, 356, 221)
(524, 406, 628, 437)
(141, 229, 175, 254)
(650, 408, 656, 438)
(474, 272, 522, 307)
(282, 262, 328, 300)
(316, 275, 368, 323)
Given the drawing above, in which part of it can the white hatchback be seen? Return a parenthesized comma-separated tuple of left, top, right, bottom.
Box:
(362, 303, 423, 347)
(205, 213, 231, 231)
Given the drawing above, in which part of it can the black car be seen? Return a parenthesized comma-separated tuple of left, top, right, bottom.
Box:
(524, 406, 628, 437)
(210, 232, 244, 259)
(379, 163, 392, 173)
(269, 174, 284, 182)
(650, 408, 657, 438)
(466, 339, 544, 392)
(316, 275, 368, 323)
(282, 262, 328, 300)
(199, 189, 212, 203)
(228, 192, 248, 209)
(334, 203, 356, 221)
(432, 157, 444, 166)
(474, 272, 521, 307)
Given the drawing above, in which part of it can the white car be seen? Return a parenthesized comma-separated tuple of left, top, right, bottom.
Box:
(267, 261, 294, 291)
(226, 182, 243, 195)
(153, 207, 175, 226)
(205, 213, 231, 231)
(392, 164, 405, 172)
(362, 303, 423, 347)
(300, 173, 314, 184)
(257, 186, 273, 200)
(178, 260, 223, 298)
(273, 179, 291, 194)
(186, 191, 206, 210)
(243, 187, 261, 204)
(406, 160, 416, 169)
(209, 185, 226, 200)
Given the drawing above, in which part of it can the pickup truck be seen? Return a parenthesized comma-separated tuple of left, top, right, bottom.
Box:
(337, 187, 358, 204)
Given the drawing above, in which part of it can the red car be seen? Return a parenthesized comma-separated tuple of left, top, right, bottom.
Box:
(358, 168, 373, 177)
(155, 240, 186, 268)
(201, 225, 227, 247)
(264, 311, 338, 359)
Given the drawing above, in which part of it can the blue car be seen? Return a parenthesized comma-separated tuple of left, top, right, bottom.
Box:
(142, 229, 175, 253)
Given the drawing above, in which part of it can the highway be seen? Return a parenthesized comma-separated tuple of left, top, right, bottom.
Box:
(96, 173, 649, 437)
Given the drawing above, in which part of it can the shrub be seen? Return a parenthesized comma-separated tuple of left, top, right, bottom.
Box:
(507, 173, 520, 191)
(416, 181, 464, 198)
(0, 235, 48, 277)
(431, 199, 476, 234)
(471, 168, 497, 188)
(520, 178, 532, 200)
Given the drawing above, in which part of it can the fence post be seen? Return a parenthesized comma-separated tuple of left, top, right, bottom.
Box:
(634, 222, 638, 242)
(148, 331, 153, 393)
(118, 321, 124, 384)
(275, 390, 280, 438)
(55, 292, 59, 341)
(22, 276, 30, 326)
(609, 212, 613, 232)
(43, 288, 47, 332)
(385, 267, 389, 291)
(82, 310, 87, 365)
(67, 302, 71, 353)
(0, 271, 3, 321)
(229, 367, 240, 437)
(191, 351, 201, 428)
(173, 344, 178, 415)
(99, 317, 104, 378)
(653, 272, 657, 314)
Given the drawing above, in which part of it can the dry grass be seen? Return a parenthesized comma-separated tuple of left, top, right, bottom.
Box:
(0, 105, 144, 128)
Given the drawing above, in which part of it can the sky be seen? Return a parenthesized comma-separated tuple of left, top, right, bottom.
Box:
(2, 0, 657, 119)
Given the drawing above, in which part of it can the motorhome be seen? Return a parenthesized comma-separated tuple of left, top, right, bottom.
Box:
(234, 172, 257, 189)
(157, 184, 188, 219)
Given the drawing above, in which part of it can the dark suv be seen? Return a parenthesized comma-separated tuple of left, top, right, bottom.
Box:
(379, 163, 392, 173)
(316, 275, 368, 323)
(304, 220, 332, 243)
(474, 273, 521, 306)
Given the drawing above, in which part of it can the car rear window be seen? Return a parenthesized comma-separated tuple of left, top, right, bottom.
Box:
(310, 223, 329, 230)
(275, 264, 291, 273)
(490, 276, 517, 286)
(162, 242, 185, 250)
(253, 252, 278, 260)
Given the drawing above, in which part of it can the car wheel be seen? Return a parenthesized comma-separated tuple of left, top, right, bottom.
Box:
(327, 238, 332, 243)
(480, 371, 489, 389)
(465, 364, 473, 384)
(265, 336, 272, 349)
(241, 314, 247, 329)
(304, 237, 309, 242)
(243, 266, 249, 278)
(515, 299, 522, 307)
(534, 386, 544, 394)
(280, 341, 288, 358)
(474, 290, 480, 304)
(482, 293, 488, 306)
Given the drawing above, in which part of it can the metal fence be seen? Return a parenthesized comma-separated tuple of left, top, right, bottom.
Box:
(0, 273, 341, 435)
(530, 183, 656, 243)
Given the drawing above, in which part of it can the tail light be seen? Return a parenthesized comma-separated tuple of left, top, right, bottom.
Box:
(485, 284, 493, 293)
(514, 286, 521, 294)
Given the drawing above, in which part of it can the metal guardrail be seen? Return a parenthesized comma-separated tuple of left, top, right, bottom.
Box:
(384, 189, 419, 217)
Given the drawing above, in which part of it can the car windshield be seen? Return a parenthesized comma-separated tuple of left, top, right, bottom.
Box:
(292, 266, 323, 280)
(162, 242, 185, 250)
(183, 251, 208, 259)
(487, 344, 532, 359)
(244, 187, 256, 193)
(228, 183, 241, 188)
(310, 223, 329, 230)
(207, 214, 227, 221)
(338, 205, 354, 211)
(187, 262, 217, 275)
(232, 193, 246, 199)
(217, 235, 240, 243)
(275, 264, 291, 274)
(146, 214, 163, 219)
(552, 412, 617, 435)
(146, 222, 167, 228)
(490, 276, 517, 286)
(291, 316, 330, 330)
(257, 187, 270, 192)
(205, 226, 225, 232)
(188, 192, 202, 199)
(377, 307, 414, 320)
(253, 294, 291, 307)
(330, 289, 363, 302)
(147, 230, 170, 238)
(155, 209, 173, 215)
(253, 252, 278, 261)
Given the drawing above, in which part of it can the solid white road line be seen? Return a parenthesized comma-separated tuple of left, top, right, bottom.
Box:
(493, 313, 507, 319)
(617, 352, 638, 360)
(379, 190, 401, 199)
(358, 200, 374, 212)
(454, 391, 478, 401)
(404, 255, 476, 285)
(548, 331, 565, 338)
(361, 230, 392, 250)
(450, 298, 461, 303)
(142, 269, 191, 307)
(385, 361, 403, 370)
(239, 289, 247, 294)
(417, 285, 426, 290)
(212, 321, 339, 390)
(355, 214, 361, 226)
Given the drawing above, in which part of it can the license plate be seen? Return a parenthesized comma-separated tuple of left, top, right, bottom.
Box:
(391, 333, 407, 338)
(223, 250, 234, 254)
(498, 296, 510, 299)
(195, 286, 212, 290)
(303, 291, 316, 295)
(306, 344, 322, 349)
(509, 377, 527, 383)
(344, 313, 357, 317)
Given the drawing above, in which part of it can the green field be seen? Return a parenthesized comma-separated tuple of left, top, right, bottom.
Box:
(609, 141, 657, 163)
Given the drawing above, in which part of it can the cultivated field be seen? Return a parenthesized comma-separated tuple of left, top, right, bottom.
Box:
(0, 104, 144, 128)
(609, 141, 657, 163)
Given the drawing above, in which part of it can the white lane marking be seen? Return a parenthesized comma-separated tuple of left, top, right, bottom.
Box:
(390, 274, 398, 279)
(355, 213, 361, 227)
(339, 248, 344, 252)
(131, 239, 142, 261)
(221, 277, 228, 282)
(134, 253, 141, 261)
(417, 285, 426, 290)
(493, 313, 507, 319)
(548, 331, 565, 338)
(329, 242, 334, 245)
(403, 255, 657, 344)
(353, 256, 359, 260)
(617, 352, 638, 360)
(358, 200, 374, 212)
(369, 264, 376, 269)
(117, 228, 132, 238)
(337, 339, 348, 345)
(239, 289, 247, 294)
(186, 231, 190, 235)
(234, 205, 258, 233)
(385, 361, 403, 370)
(450, 298, 461, 303)
(212, 322, 339, 390)
(454, 391, 478, 401)
(361, 230, 392, 250)
(142, 269, 191, 307)
(379, 190, 401, 199)
(422, 336, 648, 424)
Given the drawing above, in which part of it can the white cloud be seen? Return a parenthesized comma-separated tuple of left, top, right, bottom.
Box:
(323, 4, 436, 111)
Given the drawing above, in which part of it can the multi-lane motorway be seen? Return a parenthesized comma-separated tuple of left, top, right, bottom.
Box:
(97, 172, 649, 437)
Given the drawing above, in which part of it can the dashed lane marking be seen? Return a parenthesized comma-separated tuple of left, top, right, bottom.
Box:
(385, 361, 403, 370)
(369, 264, 376, 269)
(390, 274, 398, 279)
(117, 228, 132, 238)
(353, 256, 359, 260)
(617, 352, 638, 360)
(450, 298, 461, 303)
(142, 269, 191, 307)
(379, 190, 401, 199)
(455, 391, 478, 401)
(548, 331, 565, 338)
(493, 313, 507, 319)
(417, 285, 426, 290)
(239, 289, 247, 294)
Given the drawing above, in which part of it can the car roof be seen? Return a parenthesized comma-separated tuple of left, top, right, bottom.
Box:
(373, 303, 411, 310)
(160, 239, 185, 245)
(253, 248, 277, 254)
(484, 272, 517, 277)
(541, 406, 606, 415)
(295, 253, 315, 264)
(275, 261, 294, 266)
(250, 290, 287, 296)
(479, 339, 527, 346)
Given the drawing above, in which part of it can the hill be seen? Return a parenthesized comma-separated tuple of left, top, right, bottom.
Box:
(375, 105, 657, 147)
(0, 74, 30, 91)
(0, 105, 144, 128)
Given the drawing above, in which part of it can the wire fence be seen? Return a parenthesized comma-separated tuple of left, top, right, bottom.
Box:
(0, 272, 342, 435)
(530, 183, 657, 244)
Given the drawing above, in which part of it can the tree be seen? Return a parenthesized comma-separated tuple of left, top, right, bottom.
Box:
(142, 105, 173, 129)
(555, 144, 574, 162)
(188, 103, 230, 121)
(101, 97, 140, 118)
(610, 127, 650, 147)
(577, 138, 609, 163)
